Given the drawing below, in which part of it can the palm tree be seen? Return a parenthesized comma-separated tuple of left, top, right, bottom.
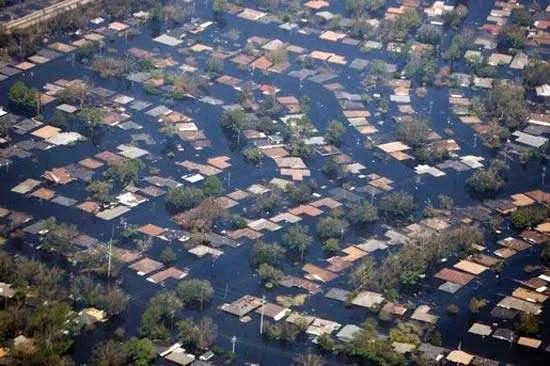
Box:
(293, 353, 325, 366)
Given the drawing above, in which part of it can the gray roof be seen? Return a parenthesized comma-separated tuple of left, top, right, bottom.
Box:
(512, 131, 548, 148)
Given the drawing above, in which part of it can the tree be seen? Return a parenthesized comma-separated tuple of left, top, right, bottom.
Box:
(323, 156, 344, 179)
(278, 322, 300, 343)
(203, 175, 223, 196)
(15, 256, 65, 300)
(300, 96, 311, 115)
(282, 224, 313, 261)
(430, 330, 442, 346)
(468, 297, 488, 314)
(8, 81, 39, 114)
(350, 257, 376, 291)
(242, 146, 262, 163)
(511, 8, 532, 27)
(104, 159, 143, 186)
(221, 108, 248, 133)
(90, 340, 127, 366)
(0, 250, 15, 282)
(121, 224, 140, 242)
(486, 84, 528, 130)
(91, 56, 128, 78)
(316, 216, 347, 240)
(87, 180, 113, 205)
(42, 217, 79, 255)
(316, 333, 334, 352)
(541, 242, 550, 266)
(322, 238, 340, 254)
(176, 197, 227, 232)
(349, 202, 378, 226)
(417, 24, 442, 45)
(166, 186, 204, 213)
(514, 313, 539, 336)
(524, 60, 550, 87)
(204, 56, 223, 73)
(346, 0, 364, 16)
(50, 110, 72, 128)
(286, 182, 313, 204)
(257, 263, 283, 285)
(499, 26, 526, 50)
(78, 107, 105, 128)
(150, 1, 162, 23)
(442, 29, 476, 62)
(58, 80, 90, 109)
(290, 139, 314, 159)
(176, 279, 214, 309)
(324, 120, 345, 145)
(389, 321, 422, 346)
(266, 48, 288, 65)
(160, 247, 177, 265)
(365, 59, 390, 85)
(293, 353, 326, 366)
(99, 288, 129, 316)
(177, 316, 217, 350)
(397, 117, 431, 147)
(212, 0, 227, 12)
(171, 73, 199, 98)
(139, 290, 182, 340)
(72, 275, 128, 315)
(123, 337, 155, 366)
(438, 194, 454, 210)
(263, 321, 283, 341)
(403, 52, 436, 85)
(443, 4, 468, 28)
(250, 241, 286, 267)
(346, 320, 405, 365)
(510, 205, 548, 229)
(394, 244, 428, 286)
(388, 8, 421, 40)
(26, 302, 77, 363)
(466, 160, 507, 195)
(0, 305, 29, 346)
(379, 191, 415, 218)
(446, 303, 460, 315)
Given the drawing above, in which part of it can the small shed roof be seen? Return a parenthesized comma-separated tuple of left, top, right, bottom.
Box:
(351, 291, 384, 309)
(468, 323, 492, 336)
(446, 350, 474, 365)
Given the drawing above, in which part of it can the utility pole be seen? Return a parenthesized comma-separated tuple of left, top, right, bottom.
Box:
(231, 336, 237, 353)
(504, 139, 510, 162)
(260, 295, 266, 335)
(107, 238, 112, 280)
(107, 225, 114, 282)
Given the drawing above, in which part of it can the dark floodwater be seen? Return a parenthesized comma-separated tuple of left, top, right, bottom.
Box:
(1, 0, 549, 365)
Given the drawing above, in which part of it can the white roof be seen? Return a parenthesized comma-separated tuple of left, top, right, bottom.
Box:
(153, 34, 183, 47)
(535, 84, 550, 97)
(513, 131, 548, 148)
(46, 132, 85, 145)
